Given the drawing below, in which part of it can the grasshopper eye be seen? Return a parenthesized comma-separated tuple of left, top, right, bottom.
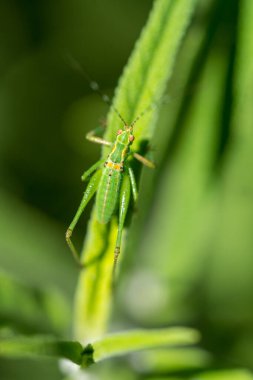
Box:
(129, 135, 135, 142)
(117, 129, 123, 135)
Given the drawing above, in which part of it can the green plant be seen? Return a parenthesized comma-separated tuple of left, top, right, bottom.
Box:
(0, 0, 200, 374)
(1, 0, 253, 379)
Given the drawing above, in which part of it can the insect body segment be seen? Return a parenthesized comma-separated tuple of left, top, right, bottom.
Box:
(96, 127, 134, 225)
(96, 166, 122, 224)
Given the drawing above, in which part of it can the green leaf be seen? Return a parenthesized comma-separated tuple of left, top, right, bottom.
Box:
(73, 214, 117, 343)
(122, 0, 253, 369)
(0, 270, 70, 335)
(195, 369, 253, 380)
(0, 190, 76, 297)
(73, 0, 199, 343)
(90, 327, 200, 365)
(0, 335, 83, 365)
(233, 0, 253, 141)
(198, 0, 253, 366)
(0, 327, 199, 368)
(123, 28, 229, 325)
(104, 0, 198, 151)
(132, 347, 212, 374)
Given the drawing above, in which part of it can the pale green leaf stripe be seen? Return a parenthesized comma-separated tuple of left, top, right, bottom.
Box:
(92, 327, 200, 363)
(104, 0, 198, 154)
(0, 336, 83, 365)
(73, 216, 117, 342)
(74, 0, 198, 343)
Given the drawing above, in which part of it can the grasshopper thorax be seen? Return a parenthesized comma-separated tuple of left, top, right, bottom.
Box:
(116, 126, 135, 146)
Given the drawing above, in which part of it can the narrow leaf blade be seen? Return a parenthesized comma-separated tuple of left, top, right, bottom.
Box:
(74, 0, 199, 344)
(0, 336, 83, 365)
(92, 327, 200, 363)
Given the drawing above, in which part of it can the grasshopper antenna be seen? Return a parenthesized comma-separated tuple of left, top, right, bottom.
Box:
(130, 91, 172, 129)
(130, 94, 165, 129)
(130, 103, 155, 128)
(65, 54, 128, 126)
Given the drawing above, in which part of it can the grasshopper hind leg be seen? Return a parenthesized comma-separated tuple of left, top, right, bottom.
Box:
(66, 169, 102, 267)
(113, 173, 131, 280)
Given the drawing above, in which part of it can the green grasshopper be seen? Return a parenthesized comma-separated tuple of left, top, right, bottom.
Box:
(66, 82, 155, 272)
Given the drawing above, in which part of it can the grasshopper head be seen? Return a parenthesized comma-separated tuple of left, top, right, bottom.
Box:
(116, 126, 135, 145)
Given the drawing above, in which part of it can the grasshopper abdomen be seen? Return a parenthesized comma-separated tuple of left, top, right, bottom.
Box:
(96, 166, 122, 224)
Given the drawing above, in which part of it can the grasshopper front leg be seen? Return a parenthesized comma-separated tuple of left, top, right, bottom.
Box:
(86, 126, 112, 147)
(66, 169, 102, 267)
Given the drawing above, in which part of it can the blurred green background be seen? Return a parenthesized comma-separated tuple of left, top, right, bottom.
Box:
(0, 0, 253, 379)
